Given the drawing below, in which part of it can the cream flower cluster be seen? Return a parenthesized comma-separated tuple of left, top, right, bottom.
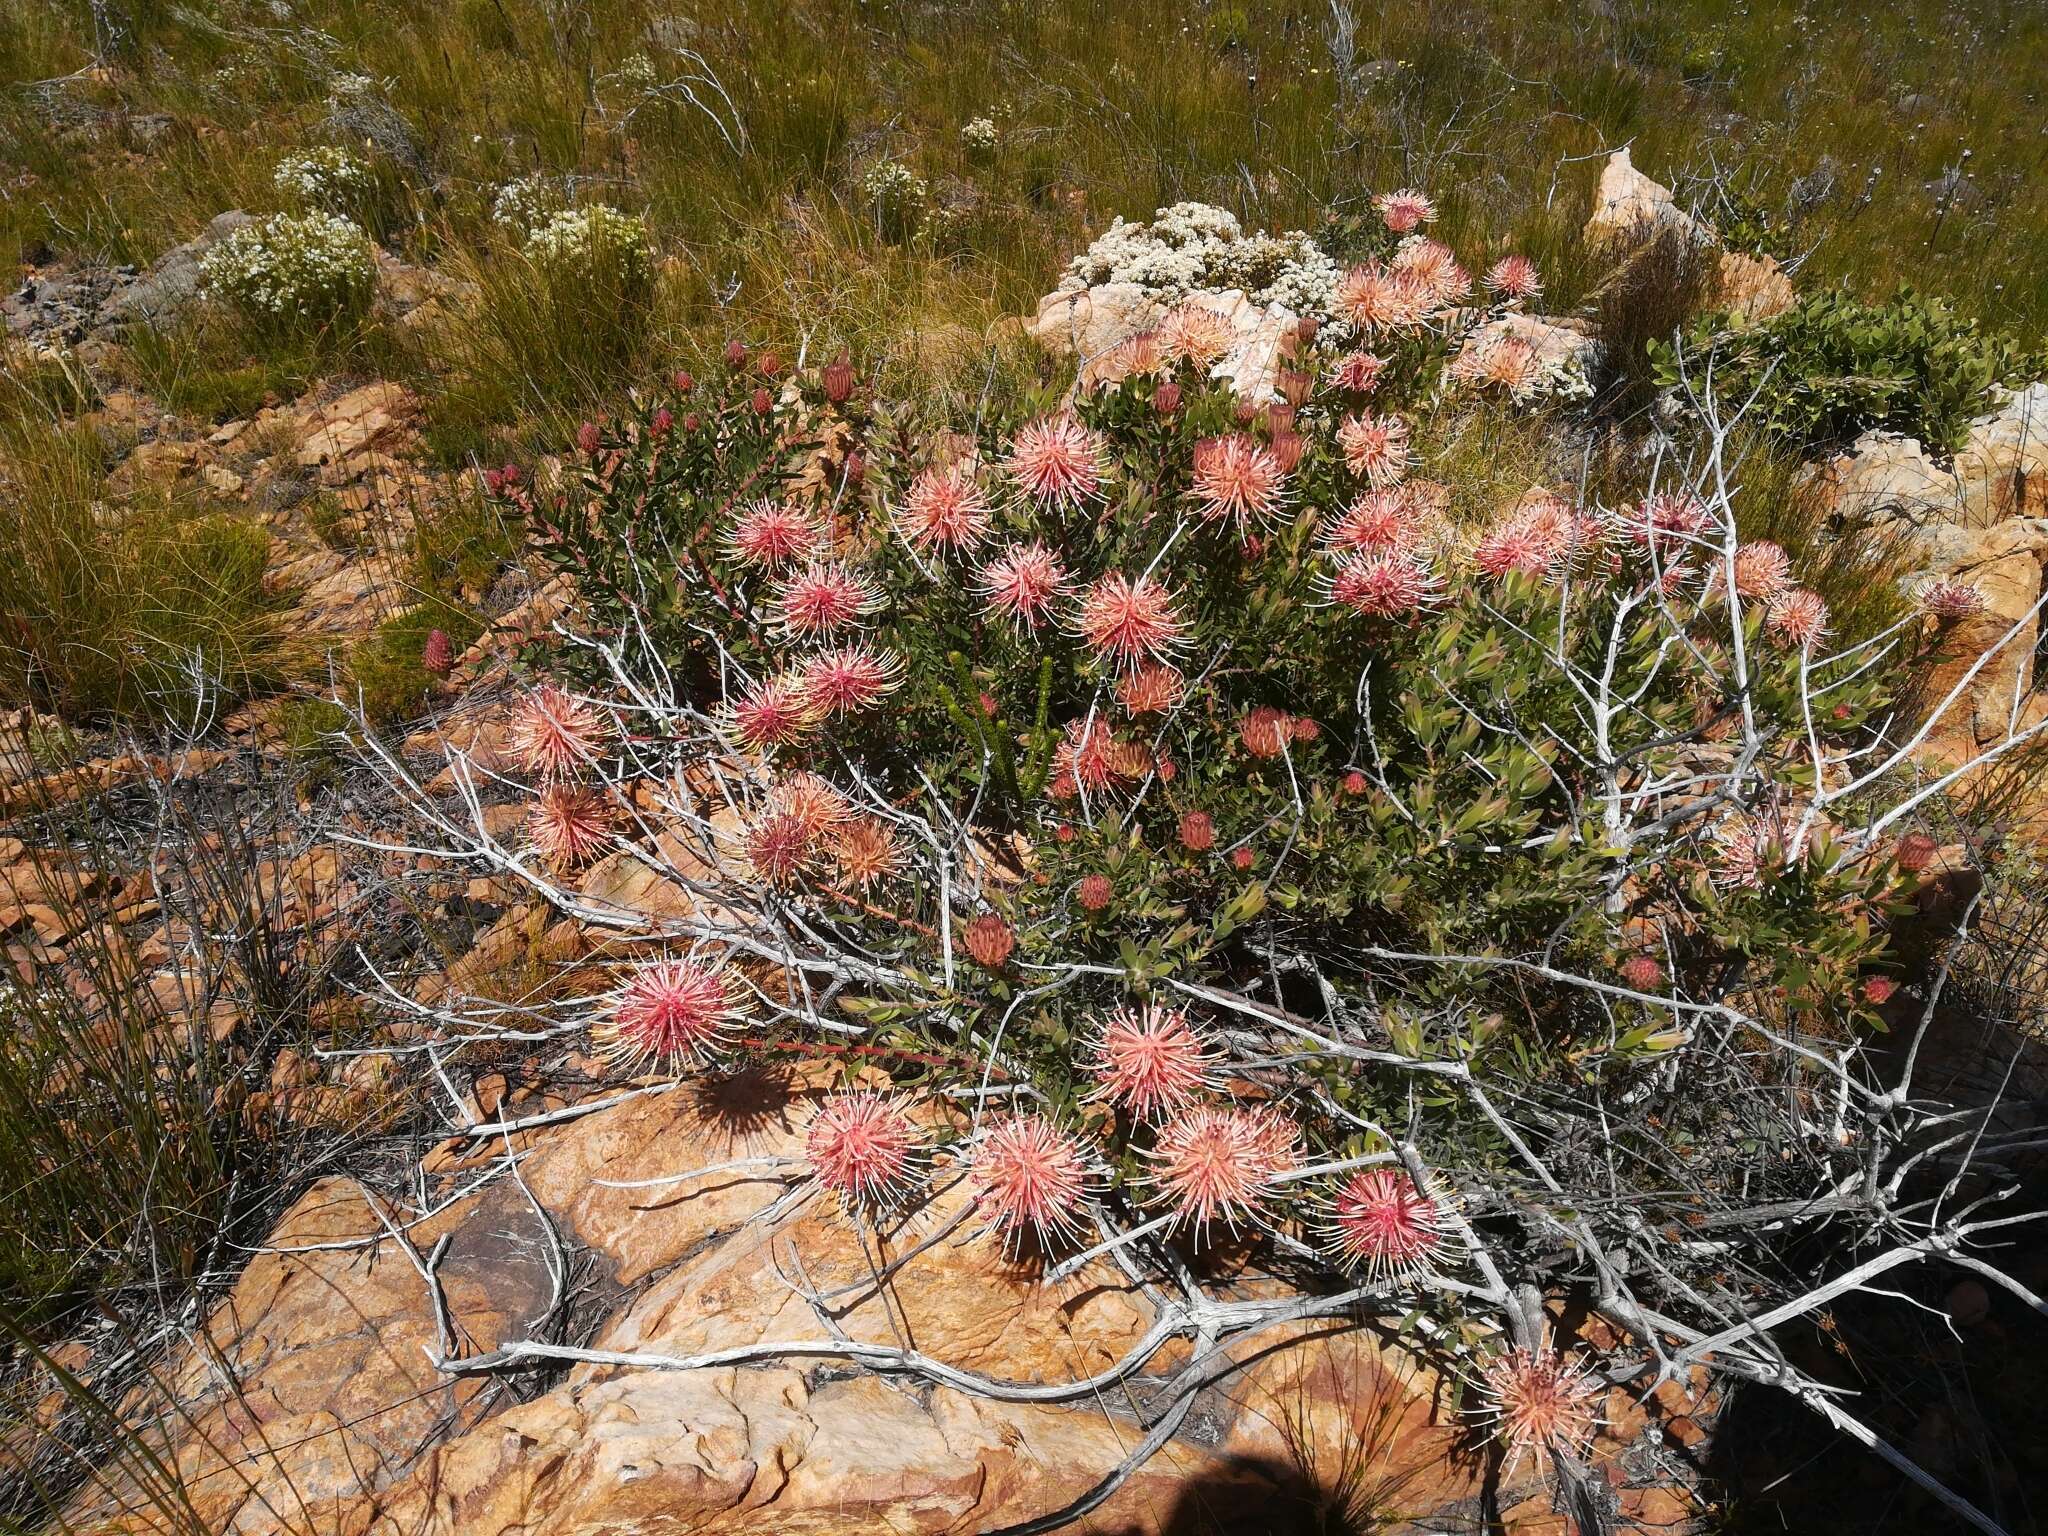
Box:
(273, 147, 373, 212)
(1061, 201, 1337, 313)
(523, 205, 651, 287)
(491, 174, 568, 236)
(199, 211, 375, 322)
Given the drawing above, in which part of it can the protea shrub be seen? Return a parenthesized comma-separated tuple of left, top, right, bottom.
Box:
(409, 234, 2035, 1501)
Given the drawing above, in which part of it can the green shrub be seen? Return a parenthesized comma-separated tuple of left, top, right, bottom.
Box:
(1660, 286, 2039, 456)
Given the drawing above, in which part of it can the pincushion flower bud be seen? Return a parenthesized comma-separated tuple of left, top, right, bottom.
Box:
(1178, 811, 1215, 851)
(1295, 315, 1319, 346)
(1077, 873, 1113, 912)
(1268, 429, 1304, 473)
(963, 913, 1016, 969)
(1265, 402, 1296, 434)
(1278, 369, 1313, 407)
(650, 407, 673, 435)
(1342, 770, 1369, 796)
(823, 353, 855, 402)
(758, 350, 783, 377)
(1619, 953, 1663, 991)
(751, 387, 772, 416)
(672, 369, 694, 392)
(1895, 831, 1938, 872)
(1863, 976, 1897, 1005)
(1234, 399, 1258, 426)
(844, 450, 866, 485)
(724, 339, 748, 367)
(1231, 847, 1254, 871)
(421, 628, 453, 678)
(684, 412, 701, 432)
(576, 420, 601, 456)
(1153, 381, 1182, 415)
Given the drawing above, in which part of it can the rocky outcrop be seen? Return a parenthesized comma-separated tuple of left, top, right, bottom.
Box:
(1587, 149, 1795, 324)
(63, 1074, 1712, 1534)
(1025, 284, 1301, 401)
(1812, 386, 2048, 760)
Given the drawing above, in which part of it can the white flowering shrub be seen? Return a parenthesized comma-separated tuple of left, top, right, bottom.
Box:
(523, 204, 652, 291)
(960, 116, 1000, 154)
(489, 174, 568, 238)
(272, 146, 374, 213)
(199, 211, 376, 331)
(859, 159, 928, 239)
(1061, 200, 1340, 313)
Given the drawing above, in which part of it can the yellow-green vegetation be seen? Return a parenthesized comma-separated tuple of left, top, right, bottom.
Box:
(4, 0, 2045, 440)
(0, 388, 285, 719)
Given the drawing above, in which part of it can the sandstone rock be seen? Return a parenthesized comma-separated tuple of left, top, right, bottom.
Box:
(59, 1075, 1705, 1535)
(1586, 149, 1794, 323)
(294, 381, 421, 480)
(96, 210, 255, 333)
(1955, 382, 2048, 521)
(1026, 284, 1301, 400)
(1447, 312, 1603, 393)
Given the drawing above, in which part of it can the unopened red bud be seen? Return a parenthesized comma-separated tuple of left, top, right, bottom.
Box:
(823, 353, 855, 403)
(1268, 428, 1304, 473)
(758, 350, 783, 377)
(1154, 381, 1182, 415)
(724, 339, 748, 368)
(1230, 847, 1254, 871)
(576, 420, 601, 456)
(1295, 315, 1319, 345)
(651, 407, 673, 434)
(1895, 832, 1938, 872)
(672, 369, 695, 393)
(1266, 401, 1296, 434)
(751, 387, 772, 415)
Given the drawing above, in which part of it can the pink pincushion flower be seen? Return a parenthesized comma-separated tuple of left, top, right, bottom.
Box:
(1190, 433, 1289, 530)
(1239, 706, 1295, 759)
(968, 1114, 1093, 1246)
(1336, 413, 1412, 487)
(806, 1091, 921, 1207)
(529, 784, 614, 868)
(1327, 552, 1441, 619)
(773, 561, 883, 637)
(1765, 587, 1831, 652)
(1334, 263, 1430, 332)
(1074, 572, 1186, 670)
(1474, 1348, 1604, 1471)
(1620, 491, 1712, 559)
(1726, 540, 1794, 600)
(1392, 238, 1470, 307)
(1328, 350, 1387, 394)
(1323, 1167, 1451, 1283)
(1475, 517, 1552, 580)
(1711, 814, 1804, 890)
(729, 674, 817, 750)
(1921, 579, 1986, 620)
(1116, 663, 1185, 716)
(1085, 1003, 1217, 1121)
(596, 959, 746, 1070)
(1450, 334, 1543, 396)
(1376, 188, 1436, 233)
(1005, 416, 1104, 509)
(727, 499, 822, 568)
(1324, 489, 1421, 557)
(830, 817, 901, 890)
(1156, 304, 1237, 367)
(975, 541, 1069, 631)
(510, 683, 611, 781)
(1046, 716, 1151, 798)
(1484, 254, 1543, 301)
(896, 464, 992, 555)
(743, 808, 816, 885)
(1142, 1105, 1293, 1236)
(798, 644, 905, 714)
